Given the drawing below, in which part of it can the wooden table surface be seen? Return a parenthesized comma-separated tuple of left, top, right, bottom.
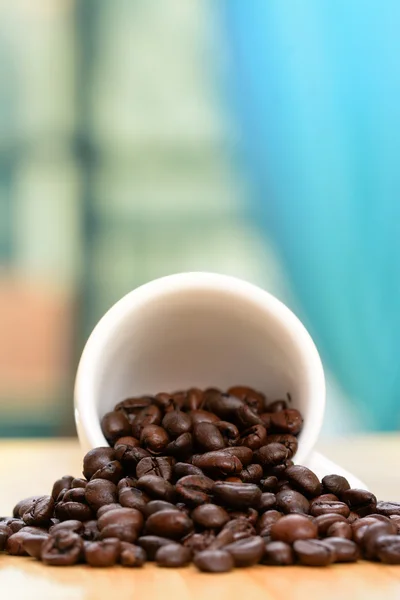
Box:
(1, 436, 400, 600)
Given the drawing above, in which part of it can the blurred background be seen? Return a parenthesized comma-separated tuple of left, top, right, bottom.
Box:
(0, 0, 399, 437)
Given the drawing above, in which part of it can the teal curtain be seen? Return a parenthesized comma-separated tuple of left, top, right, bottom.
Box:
(223, 1, 400, 430)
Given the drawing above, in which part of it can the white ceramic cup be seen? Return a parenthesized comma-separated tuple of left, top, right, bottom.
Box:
(74, 272, 364, 486)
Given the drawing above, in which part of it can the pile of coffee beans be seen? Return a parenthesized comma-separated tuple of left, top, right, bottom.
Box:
(1, 386, 400, 571)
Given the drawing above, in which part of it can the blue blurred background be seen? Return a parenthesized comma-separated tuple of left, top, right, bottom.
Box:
(0, 1, 398, 436)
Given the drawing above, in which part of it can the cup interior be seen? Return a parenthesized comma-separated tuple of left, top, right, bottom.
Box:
(75, 273, 325, 463)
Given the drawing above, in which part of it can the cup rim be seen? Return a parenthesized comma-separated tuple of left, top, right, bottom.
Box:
(74, 271, 325, 460)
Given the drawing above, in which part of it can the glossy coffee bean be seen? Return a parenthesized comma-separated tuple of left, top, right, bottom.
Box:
(322, 474, 351, 497)
(266, 400, 288, 413)
(270, 514, 318, 544)
(269, 409, 303, 435)
(276, 490, 310, 515)
(51, 477, 73, 501)
(83, 448, 115, 481)
(114, 446, 150, 472)
(314, 513, 348, 536)
(85, 538, 121, 567)
(136, 456, 174, 481)
(258, 492, 277, 513)
(137, 535, 175, 560)
(155, 543, 192, 567)
(238, 425, 267, 451)
(204, 390, 244, 419)
(194, 549, 234, 573)
(376, 501, 400, 517)
(261, 476, 279, 493)
(326, 521, 352, 540)
(140, 425, 169, 454)
(257, 510, 282, 535)
(240, 463, 263, 484)
(85, 479, 118, 511)
(22, 496, 54, 526)
(97, 503, 122, 517)
(115, 396, 153, 417)
(342, 489, 377, 517)
(212, 482, 262, 509)
(192, 451, 242, 478)
(136, 475, 176, 502)
(22, 534, 49, 559)
(49, 520, 84, 535)
(235, 405, 263, 429)
(113, 436, 140, 449)
(224, 536, 264, 567)
(145, 509, 193, 540)
(101, 411, 131, 445)
(41, 531, 83, 566)
(13, 496, 42, 518)
(183, 531, 216, 553)
(253, 443, 289, 467)
(229, 507, 258, 526)
(131, 405, 162, 439)
(173, 462, 204, 480)
(120, 542, 146, 567)
(193, 423, 225, 452)
(97, 508, 144, 543)
(0, 524, 13, 551)
(362, 521, 397, 559)
(375, 535, 400, 564)
(323, 537, 359, 562)
(185, 388, 205, 411)
(309, 499, 350, 518)
(266, 434, 298, 458)
(55, 502, 93, 522)
(294, 539, 334, 566)
(143, 500, 179, 518)
(227, 385, 265, 412)
(263, 541, 294, 565)
(221, 446, 253, 466)
(162, 411, 192, 438)
(119, 487, 149, 511)
(166, 433, 193, 460)
(285, 465, 322, 498)
(63, 488, 86, 504)
(214, 421, 240, 445)
(90, 461, 123, 484)
(191, 504, 230, 529)
(189, 410, 220, 426)
(175, 475, 214, 506)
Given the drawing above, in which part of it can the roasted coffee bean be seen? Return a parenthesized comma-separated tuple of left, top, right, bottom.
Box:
(183, 531, 216, 553)
(8, 531, 47, 556)
(213, 482, 262, 509)
(13, 496, 42, 519)
(253, 443, 289, 467)
(55, 502, 93, 522)
(136, 475, 176, 503)
(51, 477, 73, 501)
(3, 518, 25, 533)
(162, 411, 192, 438)
(143, 500, 179, 518)
(267, 460, 293, 478)
(49, 520, 84, 535)
(154, 393, 176, 413)
(390, 515, 400, 532)
(204, 390, 244, 418)
(276, 489, 310, 515)
(63, 487, 86, 503)
(294, 539, 334, 566)
(322, 474, 351, 497)
(90, 460, 123, 484)
(192, 451, 242, 477)
(84, 479, 118, 512)
(238, 425, 267, 451)
(85, 538, 120, 567)
(257, 510, 282, 535)
(314, 513, 348, 536)
(115, 396, 153, 417)
(191, 504, 230, 529)
(342, 489, 377, 517)
(222, 446, 253, 466)
(374, 535, 400, 564)
(227, 386, 265, 413)
(0, 524, 12, 551)
(119, 487, 149, 512)
(97, 507, 143, 543)
(155, 543, 192, 567)
(263, 541, 294, 565)
(101, 411, 131, 445)
(267, 434, 298, 458)
(132, 405, 162, 439)
(214, 421, 240, 445)
(82, 519, 99, 541)
(326, 521, 352, 540)
(170, 390, 187, 409)
(22, 496, 54, 526)
(309, 499, 350, 518)
(229, 507, 258, 526)
(185, 388, 205, 411)
(136, 456, 174, 481)
(137, 535, 175, 560)
(189, 410, 220, 426)
(235, 405, 263, 430)
(173, 462, 204, 480)
(114, 446, 150, 472)
(22, 534, 49, 559)
(166, 432, 193, 459)
(120, 542, 146, 567)
(194, 549, 234, 573)
(71, 478, 87, 489)
(114, 436, 140, 448)
(362, 521, 397, 559)
(266, 400, 287, 413)
(240, 464, 263, 484)
(348, 511, 359, 524)
(145, 509, 193, 540)
(269, 409, 303, 435)
(376, 501, 400, 517)
(214, 518, 255, 544)
(257, 493, 276, 513)
(117, 476, 138, 491)
(224, 536, 264, 567)
(175, 475, 214, 506)
(83, 448, 115, 481)
(285, 465, 322, 498)
(271, 514, 317, 544)
(324, 537, 359, 562)
(352, 516, 387, 545)
(261, 476, 279, 493)
(140, 425, 169, 454)
(41, 531, 83, 566)
(259, 413, 272, 428)
(193, 423, 225, 452)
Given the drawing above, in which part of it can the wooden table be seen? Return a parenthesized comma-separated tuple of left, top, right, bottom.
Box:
(1, 436, 400, 600)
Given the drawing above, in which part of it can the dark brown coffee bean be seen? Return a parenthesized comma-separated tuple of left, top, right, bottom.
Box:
(162, 411, 192, 439)
(6, 531, 39, 556)
(120, 542, 146, 567)
(83, 448, 115, 481)
(221, 446, 253, 466)
(90, 460, 123, 484)
(258, 493, 277, 513)
(213, 518, 256, 546)
(115, 396, 153, 417)
(114, 436, 140, 448)
(132, 405, 162, 439)
(204, 390, 244, 417)
(314, 513, 348, 536)
(136, 475, 176, 502)
(276, 489, 310, 514)
(229, 507, 258, 526)
(376, 501, 400, 517)
(285, 465, 322, 498)
(309, 499, 350, 518)
(266, 399, 288, 413)
(390, 515, 400, 532)
(238, 425, 268, 451)
(145, 510, 194, 540)
(137, 535, 175, 560)
(326, 521, 352, 539)
(269, 409, 303, 435)
(321, 474, 351, 497)
(183, 531, 216, 553)
(213, 481, 262, 509)
(84, 479, 117, 512)
(140, 425, 169, 454)
(118, 487, 149, 512)
(62, 487, 86, 503)
(13, 496, 42, 518)
(227, 385, 265, 413)
(143, 500, 179, 518)
(51, 477, 74, 501)
(257, 510, 282, 535)
(224, 536, 264, 567)
(0, 524, 13, 551)
(166, 432, 193, 459)
(342, 488, 377, 516)
(253, 443, 289, 467)
(261, 476, 279, 493)
(117, 476, 138, 492)
(323, 537, 359, 562)
(352, 516, 387, 545)
(263, 541, 294, 565)
(22, 534, 49, 559)
(271, 514, 317, 544)
(185, 388, 205, 411)
(114, 446, 150, 472)
(136, 456, 174, 480)
(101, 411, 131, 445)
(41, 531, 83, 566)
(214, 421, 240, 445)
(175, 474, 214, 506)
(49, 520, 84, 535)
(85, 538, 121, 567)
(22, 496, 54, 526)
(189, 410, 220, 426)
(154, 393, 176, 413)
(194, 549, 234, 572)
(170, 390, 187, 410)
(348, 511, 359, 524)
(55, 501, 93, 522)
(375, 535, 400, 564)
(235, 405, 263, 429)
(97, 507, 144, 543)
(267, 434, 298, 458)
(70, 478, 87, 489)
(155, 543, 192, 567)
(294, 539, 334, 566)
(362, 521, 397, 559)
(193, 422, 225, 452)
(173, 462, 204, 480)
(191, 504, 230, 529)
(192, 451, 242, 478)
(240, 463, 263, 484)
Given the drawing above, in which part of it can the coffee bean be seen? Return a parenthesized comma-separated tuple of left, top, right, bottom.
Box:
(143, 500, 179, 518)
(238, 425, 268, 451)
(117, 476, 138, 491)
(13, 496, 42, 518)
(342, 489, 377, 517)
(376, 501, 400, 517)
(154, 393, 176, 413)
(217, 518, 256, 544)
(166, 432, 193, 459)
(49, 520, 84, 535)
(0, 524, 13, 551)
(114, 436, 140, 449)
(263, 541, 294, 565)
(221, 446, 253, 466)
(285, 465, 322, 498)
(137, 535, 176, 560)
(183, 531, 215, 553)
(257, 510, 282, 535)
(227, 386, 265, 413)
(115, 396, 153, 417)
(266, 434, 298, 458)
(84, 538, 120, 567)
(120, 542, 146, 567)
(62, 488, 86, 504)
(192, 451, 242, 477)
(132, 405, 162, 439)
(224, 536, 264, 567)
(51, 477, 74, 501)
(326, 521, 352, 539)
(269, 409, 303, 435)
(191, 504, 230, 529)
(175, 474, 214, 506)
(91, 461, 123, 484)
(375, 535, 400, 564)
(119, 487, 149, 512)
(229, 507, 258, 526)
(266, 400, 288, 413)
(293, 539, 334, 566)
(204, 390, 244, 419)
(314, 513, 349, 536)
(362, 521, 397, 559)
(162, 411, 192, 438)
(155, 543, 192, 567)
(41, 531, 83, 566)
(240, 464, 263, 484)
(185, 388, 205, 411)
(323, 537, 359, 562)
(189, 410, 220, 426)
(173, 462, 204, 480)
(83, 448, 115, 481)
(253, 443, 289, 467)
(214, 421, 240, 446)
(276, 490, 310, 515)
(213, 482, 262, 509)
(137, 475, 176, 502)
(136, 456, 174, 480)
(193, 423, 225, 452)
(140, 425, 169, 454)
(390, 515, 400, 532)
(258, 493, 277, 513)
(22, 534, 49, 559)
(114, 446, 151, 472)
(322, 474, 351, 497)
(101, 411, 131, 445)
(145, 510, 193, 540)
(194, 549, 234, 572)
(309, 499, 350, 518)
(22, 496, 54, 526)
(55, 502, 93, 522)
(270, 514, 317, 544)
(97, 508, 144, 543)
(261, 476, 279, 493)
(84, 479, 118, 512)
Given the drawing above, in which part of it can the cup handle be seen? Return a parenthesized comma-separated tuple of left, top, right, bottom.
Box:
(303, 450, 368, 490)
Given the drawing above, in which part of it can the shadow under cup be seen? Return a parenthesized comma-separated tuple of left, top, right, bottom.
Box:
(75, 274, 325, 464)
